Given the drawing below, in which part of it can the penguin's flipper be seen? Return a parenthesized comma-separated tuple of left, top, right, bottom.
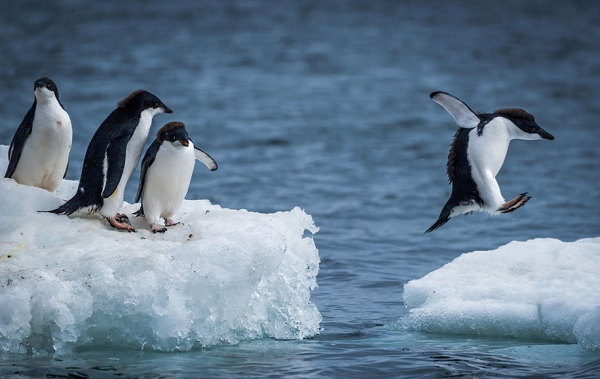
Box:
(135, 140, 160, 203)
(102, 134, 129, 199)
(4, 105, 35, 178)
(430, 91, 480, 129)
(194, 146, 218, 171)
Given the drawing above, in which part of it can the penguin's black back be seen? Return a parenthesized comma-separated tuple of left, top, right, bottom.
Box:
(447, 128, 483, 206)
(48, 106, 142, 215)
(425, 128, 483, 233)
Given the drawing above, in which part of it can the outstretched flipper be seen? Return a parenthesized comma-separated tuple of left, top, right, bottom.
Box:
(194, 145, 218, 171)
(498, 193, 531, 213)
(430, 91, 480, 129)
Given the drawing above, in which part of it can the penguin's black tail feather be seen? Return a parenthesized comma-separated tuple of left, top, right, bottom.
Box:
(424, 200, 455, 234)
(133, 204, 145, 217)
(424, 216, 450, 234)
(41, 190, 97, 215)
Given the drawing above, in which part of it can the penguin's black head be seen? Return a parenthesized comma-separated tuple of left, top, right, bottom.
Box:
(118, 89, 173, 114)
(157, 121, 190, 147)
(494, 108, 555, 141)
(34, 76, 60, 100)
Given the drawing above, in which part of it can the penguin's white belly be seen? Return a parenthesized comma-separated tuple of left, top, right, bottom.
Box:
(142, 145, 195, 223)
(467, 121, 511, 210)
(12, 105, 72, 192)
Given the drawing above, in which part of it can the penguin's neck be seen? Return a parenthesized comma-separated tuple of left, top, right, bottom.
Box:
(36, 94, 60, 109)
(122, 109, 158, 182)
(33, 96, 70, 132)
(136, 109, 156, 140)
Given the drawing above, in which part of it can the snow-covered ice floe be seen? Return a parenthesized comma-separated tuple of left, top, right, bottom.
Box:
(0, 146, 321, 354)
(402, 237, 600, 351)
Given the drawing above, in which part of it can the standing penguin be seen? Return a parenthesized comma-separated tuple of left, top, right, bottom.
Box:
(134, 121, 218, 233)
(46, 89, 172, 231)
(425, 91, 554, 233)
(5, 77, 72, 192)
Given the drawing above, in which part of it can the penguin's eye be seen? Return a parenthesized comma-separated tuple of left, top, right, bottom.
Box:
(154, 101, 159, 108)
(528, 126, 536, 133)
(47, 84, 54, 91)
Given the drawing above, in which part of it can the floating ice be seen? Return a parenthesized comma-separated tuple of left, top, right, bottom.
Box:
(0, 145, 321, 354)
(402, 237, 600, 351)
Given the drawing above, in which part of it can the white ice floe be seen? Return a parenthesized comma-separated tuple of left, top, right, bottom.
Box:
(0, 146, 321, 354)
(402, 237, 600, 351)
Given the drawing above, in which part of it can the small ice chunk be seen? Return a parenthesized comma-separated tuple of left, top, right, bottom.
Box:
(402, 237, 600, 351)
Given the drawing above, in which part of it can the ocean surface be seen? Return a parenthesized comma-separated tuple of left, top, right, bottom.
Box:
(1, 0, 599, 377)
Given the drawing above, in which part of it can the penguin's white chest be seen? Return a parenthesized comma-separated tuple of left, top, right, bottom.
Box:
(466, 119, 512, 210)
(467, 120, 511, 177)
(13, 101, 72, 192)
(121, 110, 155, 186)
(142, 143, 195, 222)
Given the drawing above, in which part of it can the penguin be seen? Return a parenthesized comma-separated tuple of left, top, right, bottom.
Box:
(46, 89, 172, 231)
(134, 121, 218, 233)
(425, 91, 555, 233)
(4, 77, 72, 192)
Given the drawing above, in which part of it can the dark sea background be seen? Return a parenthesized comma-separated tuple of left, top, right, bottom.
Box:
(1, 0, 600, 377)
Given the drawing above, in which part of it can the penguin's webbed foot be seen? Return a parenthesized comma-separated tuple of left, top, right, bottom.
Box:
(108, 214, 136, 232)
(164, 218, 179, 227)
(150, 224, 167, 233)
(498, 193, 531, 214)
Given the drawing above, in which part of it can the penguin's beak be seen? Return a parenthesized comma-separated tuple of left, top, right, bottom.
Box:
(178, 139, 189, 147)
(538, 128, 555, 140)
(164, 107, 173, 114)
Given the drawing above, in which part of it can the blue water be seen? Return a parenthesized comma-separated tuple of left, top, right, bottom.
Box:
(1, 0, 600, 377)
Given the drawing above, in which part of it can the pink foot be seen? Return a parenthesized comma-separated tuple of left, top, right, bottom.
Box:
(150, 224, 167, 233)
(107, 214, 135, 232)
(498, 193, 531, 214)
(164, 218, 179, 227)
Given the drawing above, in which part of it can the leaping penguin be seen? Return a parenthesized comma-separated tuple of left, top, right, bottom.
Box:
(4, 77, 72, 192)
(425, 91, 555, 233)
(46, 89, 172, 231)
(134, 121, 217, 233)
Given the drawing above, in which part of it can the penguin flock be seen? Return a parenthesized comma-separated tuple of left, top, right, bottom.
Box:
(3, 77, 554, 234)
(4, 77, 218, 233)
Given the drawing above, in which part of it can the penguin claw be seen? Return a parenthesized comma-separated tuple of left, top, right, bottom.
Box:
(498, 193, 531, 213)
(107, 215, 136, 232)
(164, 219, 179, 227)
(151, 225, 167, 234)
